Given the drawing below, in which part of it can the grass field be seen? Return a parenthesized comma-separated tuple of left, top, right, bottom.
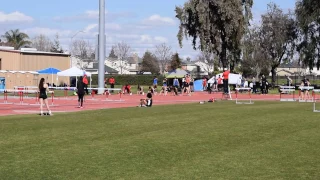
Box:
(1, 101, 320, 179)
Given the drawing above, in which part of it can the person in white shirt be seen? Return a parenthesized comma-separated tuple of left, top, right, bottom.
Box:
(237, 77, 242, 88)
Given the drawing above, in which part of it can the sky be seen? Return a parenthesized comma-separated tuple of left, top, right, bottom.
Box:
(0, 0, 296, 60)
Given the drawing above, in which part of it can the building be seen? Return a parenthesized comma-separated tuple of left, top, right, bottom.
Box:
(276, 62, 306, 76)
(105, 53, 142, 75)
(85, 62, 118, 75)
(70, 56, 119, 74)
(181, 61, 214, 76)
(0, 47, 71, 88)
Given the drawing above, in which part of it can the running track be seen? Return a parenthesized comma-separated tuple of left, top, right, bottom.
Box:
(0, 92, 288, 116)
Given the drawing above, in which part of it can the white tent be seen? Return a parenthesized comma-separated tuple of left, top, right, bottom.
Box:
(57, 67, 92, 87)
(57, 67, 91, 77)
(208, 73, 242, 85)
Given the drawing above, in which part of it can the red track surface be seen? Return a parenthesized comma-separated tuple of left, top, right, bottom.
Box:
(0, 92, 283, 116)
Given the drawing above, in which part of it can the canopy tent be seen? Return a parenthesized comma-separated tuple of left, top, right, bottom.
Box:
(165, 68, 190, 78)
(57, 67, 91, 77)
(37, 67, 61, 74)
(37, 67, 61, 85)
(57, 67, 92, 87)
(208, 73, 242, 85)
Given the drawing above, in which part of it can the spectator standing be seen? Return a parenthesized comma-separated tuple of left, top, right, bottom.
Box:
(83, 74, 89, 95)
(222, 68, 230, 94)
(109, 77, 115, 93)
(252, 77, 257, 93)
(202, 77, 207, 91)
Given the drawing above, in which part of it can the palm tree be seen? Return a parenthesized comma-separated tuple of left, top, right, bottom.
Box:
(1, 29, 31, 50)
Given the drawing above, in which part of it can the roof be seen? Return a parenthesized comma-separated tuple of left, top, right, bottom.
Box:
(276, 69, 295, 75)
(106, 56, 140, 64)
(181, 61, 197, 66)
(279, 62, 301, 68)
(87, 62, 118, 73)
(0, 70, 39, 74)
(0, 47, 70, 56)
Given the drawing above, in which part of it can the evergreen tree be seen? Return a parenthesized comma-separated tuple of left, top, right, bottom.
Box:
(141, 51, 160, 74)
(50, 34, 64, 53)
(170, 53, 181, 70)
(109, 46, 118, 58)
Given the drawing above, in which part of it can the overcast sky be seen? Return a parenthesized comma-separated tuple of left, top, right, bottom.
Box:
(0, 0, 296, 59)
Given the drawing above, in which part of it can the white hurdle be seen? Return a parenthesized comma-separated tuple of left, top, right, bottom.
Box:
(279, 86, 296, 102)
(0, 90, 12, 104)
(235, 88, 254, 104)
(312, 89, 320, 112)
(2, 89, 55, 106)
(4, 89, 38, 105)
(298, 86, 314, 102)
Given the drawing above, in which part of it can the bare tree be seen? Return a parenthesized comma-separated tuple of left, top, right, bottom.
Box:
(154, 43, 172, 74)
(112, 42, 131, 74)
(71, 39, 95, 69)
(31, 34, 53, 52)
(196, 50, 215, 74)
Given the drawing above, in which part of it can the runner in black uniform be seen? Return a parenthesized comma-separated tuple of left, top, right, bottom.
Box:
(38, 78, 52, 116)
(300, 78, 310, 100)
(138, 91, 153, 107)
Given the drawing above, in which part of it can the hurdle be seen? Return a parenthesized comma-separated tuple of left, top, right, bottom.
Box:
(28, 90, 57, 106)
(298, 86, 314, 102)
(86, 88, 99, 101)
(85, 88, 123, 102)
(312, 89, 320, 112)
(279, 86, 296, 102)
(102, 88, 123, 102)
(235, 88, 254, 104)
(6, 89, 38, 105)
(0, 90, 12, 104)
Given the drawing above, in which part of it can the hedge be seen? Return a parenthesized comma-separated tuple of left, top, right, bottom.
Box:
(91, 75, 165, 86)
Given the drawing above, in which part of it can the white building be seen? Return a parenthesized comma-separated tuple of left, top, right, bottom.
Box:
(70, 56, 118, 74)
(181, 61, 215, 75)
(105, 53, 142, 75)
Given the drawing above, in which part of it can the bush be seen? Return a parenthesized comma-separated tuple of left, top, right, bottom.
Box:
(91, 75, 165, 86)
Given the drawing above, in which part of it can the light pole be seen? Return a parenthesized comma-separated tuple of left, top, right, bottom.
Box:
(69, 30, 86, 69)
(98, 0, 106, 94)
(70, 30, 85, 54)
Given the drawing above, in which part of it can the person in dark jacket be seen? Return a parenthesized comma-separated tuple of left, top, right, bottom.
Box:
(77, 76, 85, 108)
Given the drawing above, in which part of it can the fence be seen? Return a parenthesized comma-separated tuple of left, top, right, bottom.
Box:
(266, 75, 320, 86)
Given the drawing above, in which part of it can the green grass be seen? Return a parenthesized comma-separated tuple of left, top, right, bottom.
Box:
(1, 102, 320, 179)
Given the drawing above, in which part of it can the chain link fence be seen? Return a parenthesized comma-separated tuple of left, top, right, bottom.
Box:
(267, 75, 320, 87)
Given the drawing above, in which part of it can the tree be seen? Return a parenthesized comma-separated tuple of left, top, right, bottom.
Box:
(71, 39, 93, 59)
(108, 46, 118, 58)
(170, 53, 182, 70)
(1, 29, 31, 50)
(31, 34, 53, 52)
(260, 3, 298, 85)
(196, 51, 215, 74)
(154, 43, 172, 74)
(71, 39, 95, 69)
(241, 26, 270, 78)
(50, 34, 64, 53)
(175, 0, 253, 70)
(296, 0, 320, 70)
(141, 51, 160, 74)
(113, 42, 131, 74)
